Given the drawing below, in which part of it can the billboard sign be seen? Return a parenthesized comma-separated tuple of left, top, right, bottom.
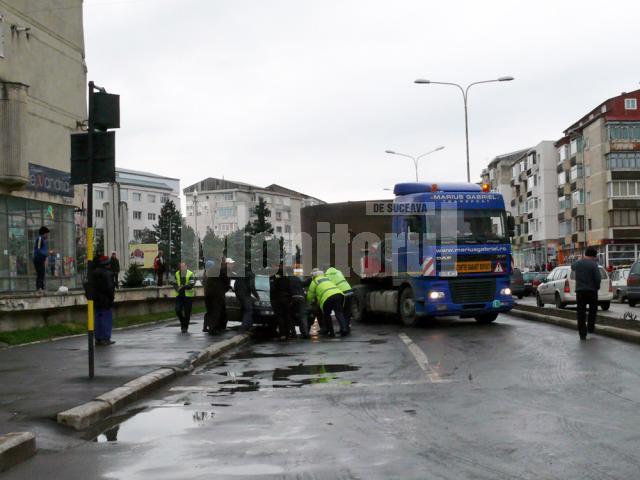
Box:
(129, 243, 158, 269)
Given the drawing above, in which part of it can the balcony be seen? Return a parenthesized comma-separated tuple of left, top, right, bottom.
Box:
(558, 212, 565, 222)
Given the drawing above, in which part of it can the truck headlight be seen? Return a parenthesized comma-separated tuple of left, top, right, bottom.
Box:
(500, 288, 512, 296)
(428, 291, 445, 300)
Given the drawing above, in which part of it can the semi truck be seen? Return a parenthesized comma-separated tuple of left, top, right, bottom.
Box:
(300, 182, 515, 326)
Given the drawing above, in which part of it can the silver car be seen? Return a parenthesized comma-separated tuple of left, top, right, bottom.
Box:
(536, 264, 612, 310)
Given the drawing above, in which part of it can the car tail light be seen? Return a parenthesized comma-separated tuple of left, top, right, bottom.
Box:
(629, 275, 638, 286)
(564, 279, 570, 293)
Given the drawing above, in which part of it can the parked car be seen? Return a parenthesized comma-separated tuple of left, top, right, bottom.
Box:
(531, 273, 547, 293)
(522, 272, 540, 296)
(611, 268, 630, 302)
(536, 264, 612, 310)
(142, 274, 157, 287)
(510, 268, 525, 299)
(625, 262, 640, 307)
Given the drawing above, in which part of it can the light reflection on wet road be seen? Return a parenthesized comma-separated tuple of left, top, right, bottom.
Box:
(6, 314, 640, 479)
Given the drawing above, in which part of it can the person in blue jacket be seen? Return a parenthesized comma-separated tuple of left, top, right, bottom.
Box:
(33, 226, 50, 293)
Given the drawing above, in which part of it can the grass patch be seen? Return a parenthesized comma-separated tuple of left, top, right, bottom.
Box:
(0, 306, 206, 346)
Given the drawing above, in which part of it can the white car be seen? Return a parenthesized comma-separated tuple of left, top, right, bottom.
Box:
(536, 264, 612, 310)
(611, 268, 630, 302)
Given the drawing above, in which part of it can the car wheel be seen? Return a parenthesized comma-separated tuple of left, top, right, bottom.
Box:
(629, 299, 637, 307)
(517, 294, 524, 300)
(475, 313, 498, 324)
(536, 293, 544, 307)
(599, 302, 610, 311)
(399, 287, 419, 327)
(555, 292, 566, 309)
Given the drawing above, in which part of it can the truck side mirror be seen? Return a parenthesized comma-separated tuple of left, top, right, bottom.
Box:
(507, 215, 515, 237)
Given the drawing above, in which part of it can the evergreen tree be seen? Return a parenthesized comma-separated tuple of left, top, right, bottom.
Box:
(122, 263, 144, 288)
(246, 197, 273, 235)
(202, 227, 225, 263)
(134, 227, 157, 244)
(154, 200, 182, 273)
(181, 219, 198, 270)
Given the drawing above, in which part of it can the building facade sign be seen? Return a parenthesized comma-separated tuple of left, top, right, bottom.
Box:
(27, 163, 74, 198)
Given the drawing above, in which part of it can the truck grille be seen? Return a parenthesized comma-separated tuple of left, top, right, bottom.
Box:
(449, 279, 496, 304)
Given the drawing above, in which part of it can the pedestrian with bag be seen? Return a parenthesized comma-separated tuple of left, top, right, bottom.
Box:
(173, 262, 196, 333)
(571, 247, 601, 340)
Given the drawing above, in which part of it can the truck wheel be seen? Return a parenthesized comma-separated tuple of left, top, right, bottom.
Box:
(536, 293, 544, 307)
(555, 293, 566, 309)
(475, 313, 498, 324)
(350, 295, 368, 323)
(399, 287, 418, 327)
(599, 302, 610, 311)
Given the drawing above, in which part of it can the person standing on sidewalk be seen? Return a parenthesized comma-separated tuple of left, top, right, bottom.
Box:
(571, 247, 601, 340)
(91, 254, 116, 345)
(203, 257, 231, 335)
(173, 262, 196, 333)
(154, 250, 166, 287)
(110, 251, 121, 289)
(33, 226, 49, 293)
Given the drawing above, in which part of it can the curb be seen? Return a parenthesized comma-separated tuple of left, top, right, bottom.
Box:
(0, 432, 36, 473)
(57, 332, 250, 431)
(510, 307, 640, 345)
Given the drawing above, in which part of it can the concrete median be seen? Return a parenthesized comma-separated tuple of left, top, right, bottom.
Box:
(510, 305, 640, 345)
(0, 432, 36, 473)
(57, 332, 251, 431)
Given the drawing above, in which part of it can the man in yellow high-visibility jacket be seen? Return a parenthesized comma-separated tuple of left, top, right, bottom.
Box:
(174, 262, 196, 333)
(325, 267, 354, 326)
(307, 269, 350, 337)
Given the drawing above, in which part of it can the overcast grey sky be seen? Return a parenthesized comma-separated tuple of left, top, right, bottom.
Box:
(83, 0, 640, 204)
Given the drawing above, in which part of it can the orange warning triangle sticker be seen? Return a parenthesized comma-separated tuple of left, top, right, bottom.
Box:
(494, 263, 503, 273)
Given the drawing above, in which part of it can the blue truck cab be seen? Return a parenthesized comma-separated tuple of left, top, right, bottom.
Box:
(391, 182, 515, 325)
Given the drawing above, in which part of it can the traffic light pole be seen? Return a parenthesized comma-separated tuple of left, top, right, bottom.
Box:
(87, 81, 95, 379)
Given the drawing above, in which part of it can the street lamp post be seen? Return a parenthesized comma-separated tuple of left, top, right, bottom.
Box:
(414, 76, 514, 182)
(385, 146, 445, 181)
(193, 190, 199, 269)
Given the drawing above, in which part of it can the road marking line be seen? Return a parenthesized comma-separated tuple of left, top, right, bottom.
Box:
(398, 333, 449, 383)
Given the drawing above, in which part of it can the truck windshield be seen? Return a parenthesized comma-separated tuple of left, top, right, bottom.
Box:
(425, 209, 507, 245)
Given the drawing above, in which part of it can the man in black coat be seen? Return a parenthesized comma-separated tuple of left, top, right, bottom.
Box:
(110, 251, 121, 289)
(270, 264, 291, 340)
(287, 269, 310, 338)
(90, 254, 116, 345)
(204, 257, 232, 335)
(571, 247, 601, 340)
(233, 266, 260, 333)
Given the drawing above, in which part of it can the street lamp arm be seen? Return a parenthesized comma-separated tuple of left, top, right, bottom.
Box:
(416, 146, 445, 161)
(388, 151, 417, 162)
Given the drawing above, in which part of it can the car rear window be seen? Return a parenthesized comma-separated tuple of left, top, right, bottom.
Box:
(599, 267, 608, 279)
(631, 262, 640, 275)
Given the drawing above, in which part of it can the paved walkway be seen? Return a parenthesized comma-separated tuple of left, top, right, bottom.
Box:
(0, 313, 240, 450)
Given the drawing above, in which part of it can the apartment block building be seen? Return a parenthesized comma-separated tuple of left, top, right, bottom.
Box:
(0, 1, 87, 291)
(508, 142, 559, 268)
(481, 149, 529, 204)
(183, 178, 324, 258)
(85, 168, 180, 253)
(556, 89, 640, 267)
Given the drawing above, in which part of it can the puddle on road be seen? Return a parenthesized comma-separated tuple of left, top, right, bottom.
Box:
(94, 406, 216, 443)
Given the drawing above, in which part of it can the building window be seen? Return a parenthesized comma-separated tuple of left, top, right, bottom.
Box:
(132, 192, 141, 202)
(276, 211, 282, 221)
(216, 206, 237, 217)
(558, 146, 567, 163)
(608, 123, 640, 141)
(276, 226, 282, 233)
(161, 194, 169, 203)
(133, 211, 142, 220)
(0, 15, 5, 58)
(95, 190, 104, 199)
(121, 189, 128, 201)
(133, 229, 143, 239)
(572, 190, 584, 206)
(148, 213, 156, 221)
(558, 171, 566, 186)
(607, 152, 640, 170)
(148, 194, 156, 203)
(625, 98, 638, 110)
(570, 165, 583, 182)
(223, 193, 234, 201)
(284, 225, 291, 233)
(527, 175, 536, 190)
(95, 209, 104, 218)
(608, 181, 640, 198)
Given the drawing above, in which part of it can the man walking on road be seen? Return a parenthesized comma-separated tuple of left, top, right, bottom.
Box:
(174, 262, 196, 333)
(571, 247, 601, 340)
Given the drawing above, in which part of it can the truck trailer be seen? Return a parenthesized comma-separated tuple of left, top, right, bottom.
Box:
(300, 182, 515, 326)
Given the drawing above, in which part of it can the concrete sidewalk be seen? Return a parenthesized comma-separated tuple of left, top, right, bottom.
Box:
(0, 313, 240, 450)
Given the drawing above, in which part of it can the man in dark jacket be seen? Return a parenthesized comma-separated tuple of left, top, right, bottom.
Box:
(110, 251, 121, 289)
(233, 266, 260, 333)
(91, 255, 116, 345)
(571, 247, 601, 340)
(204, 257, 231, 335)
(287, 269, 310, 338)
(33, 226, 49, 293)
(154, 250, 166, 286)
(270, 264, 291, 340)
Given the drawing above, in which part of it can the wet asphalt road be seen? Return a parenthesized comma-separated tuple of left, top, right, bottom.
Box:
(6, 314, 640, 480)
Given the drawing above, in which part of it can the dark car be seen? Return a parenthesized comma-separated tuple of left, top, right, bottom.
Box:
(522, 272, 540, 296)
(510, 267, 525, 299)
(625, 261, 640, 307)
(225, 274, 276, 327)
